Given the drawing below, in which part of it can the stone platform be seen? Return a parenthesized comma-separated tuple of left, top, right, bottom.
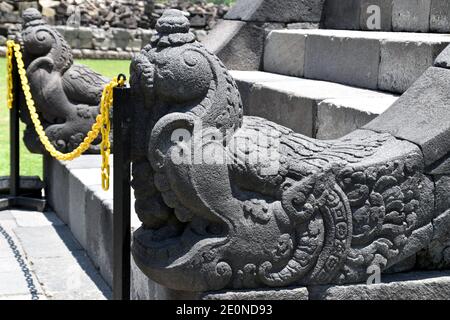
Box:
(203, 271, 450, 300)
(43, 155, 450, 300)
(0, 209, 110, 300)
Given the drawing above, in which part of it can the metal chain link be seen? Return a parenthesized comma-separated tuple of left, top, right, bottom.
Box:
(0, 223, 40, 300)
(6, 40, 125, 190)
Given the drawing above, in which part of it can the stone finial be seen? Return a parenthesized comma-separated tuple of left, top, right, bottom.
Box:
(22, 8, 46, 27)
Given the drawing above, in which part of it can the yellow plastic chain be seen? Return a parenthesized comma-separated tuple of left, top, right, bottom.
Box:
(6, 40, 125, 190)
(6, 41, 14, 109)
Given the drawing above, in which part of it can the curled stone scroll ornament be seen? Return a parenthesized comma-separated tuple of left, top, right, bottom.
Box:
(18, 8, 110, 154)
(130, 10, 438, 292)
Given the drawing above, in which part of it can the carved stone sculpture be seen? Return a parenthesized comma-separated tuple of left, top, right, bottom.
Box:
(18, 8, 109, 154)
(130, 10, 450, 292)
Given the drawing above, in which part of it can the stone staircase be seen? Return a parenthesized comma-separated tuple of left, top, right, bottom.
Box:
(230, 0, 450, 140)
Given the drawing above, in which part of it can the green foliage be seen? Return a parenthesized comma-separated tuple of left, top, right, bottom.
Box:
(0, 58, 130, 178)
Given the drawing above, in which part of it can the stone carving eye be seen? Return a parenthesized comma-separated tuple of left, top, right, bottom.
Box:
(183, 52, 200, 67)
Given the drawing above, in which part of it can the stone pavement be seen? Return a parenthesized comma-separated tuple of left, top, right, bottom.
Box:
(0, 209, 111, 300)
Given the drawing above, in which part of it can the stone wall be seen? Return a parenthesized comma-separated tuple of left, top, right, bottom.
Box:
(203, 0, 326, 70)
(0, 0, 228, 58)
(0, 1, 229, 29)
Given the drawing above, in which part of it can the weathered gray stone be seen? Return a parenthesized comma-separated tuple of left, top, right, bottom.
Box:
(261, 29, 449, 93)
(316, 97, 396, 140)
(85, 188, 114, 286)
(129, 10, 439, 293)
(231, 71, 293, 109)
(91, 27, 109, 50)
(67, 170, 90, 248)
(202, 287, 309, 300)
(225, 0, 325, 23)
(78, 27, 93, 49)
(430, 0, 450, 32)
(304, 32, 380, 89)
(287, 22, 319, 29)
(141, 29, 154, 47)
(366, 67, 450, 166)
(435, 176, 450, 215)
(392, 0, 431, 32)
(20, 9, 109, 155)
(243, 83, 316, 136)
(112, 28, 131, 50)
(203, 19, 282, 70)
(263, 30, 306, 77)
(131, 257, 198, 300)
(323, 0, 361, 30)
(360, 0, 393, 31)
(378, 40, 448, 93)
(435, 44, 450, 68)
(417, 210, 450, 270)
(309, 271, 450, 300)
(44, 155, 70, 224)
(58, 26, 79, 48)
(232, 70, 399, 138)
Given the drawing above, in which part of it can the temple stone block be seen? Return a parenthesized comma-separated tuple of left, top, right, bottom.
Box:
(225, 0, 325, 23)
(378, 40, 448, 93)
(316, 97, 396, 140)
(392, 0, 431, 32)
(430, 0, 450, 33)
(366, 66, 450, 166)
(264, 31, 306, 77)
(323, 0, 361, 30)
(304, 32, 380, 89)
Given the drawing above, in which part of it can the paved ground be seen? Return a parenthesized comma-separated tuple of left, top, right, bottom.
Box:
(0, 209, 111, 300)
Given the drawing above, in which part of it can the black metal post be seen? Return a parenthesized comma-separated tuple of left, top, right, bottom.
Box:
(0, 47, 46, 212)
(10, 55, 20, 198)
(112, 85, 132, 300)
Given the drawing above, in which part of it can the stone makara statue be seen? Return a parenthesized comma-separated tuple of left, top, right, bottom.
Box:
(130, 9, 450, 292)
(18, 8, 109, 154)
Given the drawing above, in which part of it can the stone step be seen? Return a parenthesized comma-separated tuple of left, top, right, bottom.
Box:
(230, 70, 399, 140)
(323, 0, 450, 33)
(264, 29, 450, 93)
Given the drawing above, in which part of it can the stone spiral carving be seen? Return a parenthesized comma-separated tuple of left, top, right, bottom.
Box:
(130, 10, 446, 292)
(18, 8, 110, 154)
